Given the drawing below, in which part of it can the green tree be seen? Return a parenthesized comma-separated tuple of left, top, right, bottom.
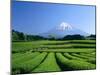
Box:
(12, 32, 19, 41)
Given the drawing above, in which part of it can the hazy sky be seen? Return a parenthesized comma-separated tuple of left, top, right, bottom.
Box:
(12, 1, 96, 35)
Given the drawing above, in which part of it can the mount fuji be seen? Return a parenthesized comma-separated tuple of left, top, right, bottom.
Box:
(40, 22, 89, 38)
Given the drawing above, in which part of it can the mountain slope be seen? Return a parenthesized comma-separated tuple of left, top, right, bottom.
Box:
(40, 22, 89, 38)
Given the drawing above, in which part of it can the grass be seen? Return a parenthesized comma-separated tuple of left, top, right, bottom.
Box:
(12, 52, 40, 63)
(12, 39, 96, 74)
(71, 53, 95, 59)
(71, 53, 96, 64)
(79, 52, 96, 58)
(32, 52, 61, 72)
(32, 48, 95, 53)
(37, 44, 95, 49)
(12, 52, 47, 74)
(63, 53, 86, 61)
(56, 53, 96, 70)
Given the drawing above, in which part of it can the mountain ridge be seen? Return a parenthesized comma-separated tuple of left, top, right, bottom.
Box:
(40, 22, 89, 38)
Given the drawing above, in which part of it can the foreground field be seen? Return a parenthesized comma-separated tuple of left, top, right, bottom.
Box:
(12, 40, 96, 74)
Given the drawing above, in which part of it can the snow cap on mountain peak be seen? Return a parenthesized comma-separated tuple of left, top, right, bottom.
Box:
(57, 22, 72, 31)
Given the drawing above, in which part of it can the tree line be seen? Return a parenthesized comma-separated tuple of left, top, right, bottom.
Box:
(12, 30, 46, 41)
(12, 29, 96, 42)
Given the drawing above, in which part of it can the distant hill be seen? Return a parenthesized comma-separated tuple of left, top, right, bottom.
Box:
(12, 23, 95, 41)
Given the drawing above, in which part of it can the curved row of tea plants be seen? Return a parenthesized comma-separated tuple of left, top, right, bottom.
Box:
(56, 53, 96, 70)
(12, 39, 96, 74)
(12, 52, 47, 74)
(32, 52, 61, 72)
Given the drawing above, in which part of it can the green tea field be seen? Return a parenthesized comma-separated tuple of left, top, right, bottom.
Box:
(12, 40, 96, 74)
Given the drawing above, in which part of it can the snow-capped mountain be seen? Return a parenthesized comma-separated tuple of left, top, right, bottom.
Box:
(57, 22, 73, 31)
(40, 22, 89, 38)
